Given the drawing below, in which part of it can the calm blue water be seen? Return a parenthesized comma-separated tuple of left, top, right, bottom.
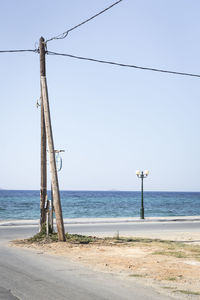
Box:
(0, 190, 200, 220)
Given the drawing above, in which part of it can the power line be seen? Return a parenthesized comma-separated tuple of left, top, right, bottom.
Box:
(45, 0, 123, 43)
(47, 51, 200, 79)
(1, 48, 199, 79)
(0, 49, 38, 54)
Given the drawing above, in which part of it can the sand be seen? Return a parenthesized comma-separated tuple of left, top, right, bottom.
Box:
(13, 229, 200, 299)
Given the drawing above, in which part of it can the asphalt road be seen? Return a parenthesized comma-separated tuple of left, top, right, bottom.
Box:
(1, 220, 200, 240)
(0, 224, 178, 300)
(64, 220, 200, 236)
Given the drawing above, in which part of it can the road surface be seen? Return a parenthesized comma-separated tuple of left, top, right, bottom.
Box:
(65, 220, 200, 236)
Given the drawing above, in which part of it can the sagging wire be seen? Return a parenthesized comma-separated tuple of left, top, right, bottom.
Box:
(45, 0, 123, 43)
(46, 51, 200, 79)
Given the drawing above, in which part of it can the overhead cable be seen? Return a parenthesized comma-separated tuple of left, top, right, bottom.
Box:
(46, 51, 200, 78)
(0, 49, 38, 54)
(45, 0, 123, 43)
(1, 48, 199, 79)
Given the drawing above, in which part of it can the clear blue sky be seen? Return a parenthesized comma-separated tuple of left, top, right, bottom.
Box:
(0, 0, 200, 191)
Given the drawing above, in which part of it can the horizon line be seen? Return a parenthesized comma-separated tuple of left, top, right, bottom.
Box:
(1, 189, 200, 193)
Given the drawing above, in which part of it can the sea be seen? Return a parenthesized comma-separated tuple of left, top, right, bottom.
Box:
(0, 190, 200, 220)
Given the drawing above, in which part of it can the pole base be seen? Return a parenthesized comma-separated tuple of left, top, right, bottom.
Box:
(140, 208, 144, 219)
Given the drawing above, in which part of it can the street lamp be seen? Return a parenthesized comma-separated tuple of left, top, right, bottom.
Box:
(136, 170, 149, 219)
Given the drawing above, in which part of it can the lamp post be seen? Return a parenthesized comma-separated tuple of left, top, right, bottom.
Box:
(136, 170, 149, 219)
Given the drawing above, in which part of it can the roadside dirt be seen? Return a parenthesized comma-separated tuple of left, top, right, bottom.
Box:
(13, 234, 200, 299)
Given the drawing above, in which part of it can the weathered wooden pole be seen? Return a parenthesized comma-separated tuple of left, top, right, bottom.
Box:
(41, 75, 66, 241)
(39, 36, 47, 230)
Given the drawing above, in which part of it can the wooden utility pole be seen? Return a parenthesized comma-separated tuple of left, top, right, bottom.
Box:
(39, 36, 47, 230)
(41, 75, 66, 241)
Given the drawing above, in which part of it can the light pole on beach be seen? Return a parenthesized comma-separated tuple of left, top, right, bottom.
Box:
(136, 170, 149, 219)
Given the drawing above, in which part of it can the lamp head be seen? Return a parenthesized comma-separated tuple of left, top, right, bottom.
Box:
(144, 170, 149, 176)
(136, 170, 140, 176)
